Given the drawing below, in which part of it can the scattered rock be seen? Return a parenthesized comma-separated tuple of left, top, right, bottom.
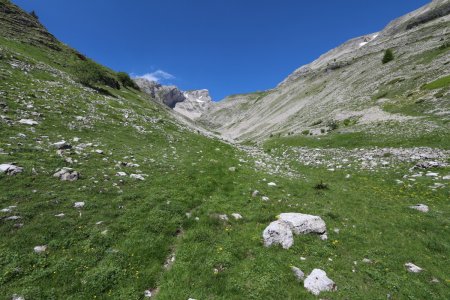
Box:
(409, 204, 429, 213)
(304, 269, 337, 295)
(362, 258, 373, 264)
(130, 174, 145, 180)
(443, 175, 450, 180)
(0, 163, 23, 175)
(144, 290, 152, 298)
(405, 262, 423, 273)
(252, 190, 260, 197)
(33, 245, 47, 254)
(267, 182, 277, 187)
(291, 266, 305, 281)
(53, 168, 80, 181)
(231, 213, 243, 220)
(11, 295, 25, 300)
(55, 213, 65, 217)
(228, 167, 236, 172)
(95, 149, 104, 154)
(53, 140, 72, 150)
(218, 214, 229, 221)
(116, 172, 127, 177)
(74, 202, 85, 209)
(18, 119, 38, 125)
(261, 196, 270, 201)
(5, 216, 21, 221)
(414, 161, 444, 169)
(262, 220, 294, 249)
(425, 172, 439, 177)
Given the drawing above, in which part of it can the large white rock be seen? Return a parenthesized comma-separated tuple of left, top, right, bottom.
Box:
(262, 220, 294, 249)
(0, 163, 23, 175)
(304, 269, 337, 295)
(278, 213, 327, 235)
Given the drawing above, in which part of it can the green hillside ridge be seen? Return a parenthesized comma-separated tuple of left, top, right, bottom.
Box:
(1, 1, 449, 299)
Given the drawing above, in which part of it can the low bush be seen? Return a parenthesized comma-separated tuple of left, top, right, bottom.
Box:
(72, 60, 120, 89)
(117, 72, 140, 90)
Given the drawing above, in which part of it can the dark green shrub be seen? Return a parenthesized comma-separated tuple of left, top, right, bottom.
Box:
(117, 72, 140, 90)
(72, 61, 120, 89)
(301, 130, 310, 135)
(314, 181, 329, 190)
(382, 49, 394, 64)
(327, 120, 339, 131)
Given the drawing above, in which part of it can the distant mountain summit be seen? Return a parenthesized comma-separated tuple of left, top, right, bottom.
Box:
(134, 78, 213, 120)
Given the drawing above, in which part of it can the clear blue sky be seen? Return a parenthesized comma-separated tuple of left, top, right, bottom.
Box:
(12, 0, 429, 100)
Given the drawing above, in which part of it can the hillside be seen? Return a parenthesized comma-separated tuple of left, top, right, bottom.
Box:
(199, 0, 450, 145)
(0, 1, 449, 299)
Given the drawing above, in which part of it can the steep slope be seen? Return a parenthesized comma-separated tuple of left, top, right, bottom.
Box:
(200, 0, 450, 142)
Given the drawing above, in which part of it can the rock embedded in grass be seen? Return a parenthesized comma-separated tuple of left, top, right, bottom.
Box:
(304, 269, 337, 295)
(0, 163, 23, 175)
(130, 174, 145, 180)
(18, 119, 38, 125)
(409, 204, 429, 213)
(231, 213, 243, 220)
(278, 213, 327, 236)
(263, 220, 294, 249)
(291, 266, 305, 281)
(74, 202, 85, 209)
(53, 167, 80, 181)
(405, 262, 423, 273)
(33, 245, 47, 254)
(52, 140, 72, 150)
(267, 182, 277, 187)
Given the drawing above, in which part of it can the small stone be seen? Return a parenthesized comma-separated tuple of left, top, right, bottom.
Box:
(362, 258, 372, 264)
(74, 202, 85, 209)
(95, 149, 104, 154)
(252, 190, 260, 197)
(144, 290, 152, 298)
(53, 140, 72, 150)
(291, 266, 305, 281)
(405, 262, 423, 273)
(267, 182, 277, 187)
(5, 216, 21, 221)
(12, 295, 25, 300)
(409, 204, 429, 213)
(228, 167, 236, 172)
(231, 213, 243, 220)
(18, 119, 38, 125)
(443, 175, 450, 180)
(426, 172, 439, 177)
(34, 245, 47, 254)
(116, 172, 127, 177)
(304, 269, 337, 295)
(218, 214, 228, 221)
(55, 213, 65, 218)
(130, 174, 145, 180)
(261, 196, 270, 201)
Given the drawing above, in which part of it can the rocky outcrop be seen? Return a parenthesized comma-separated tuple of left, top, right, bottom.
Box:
(174, 89, 213, 119)
(0, 163, 23, 175)
(135, 78, 212, 119)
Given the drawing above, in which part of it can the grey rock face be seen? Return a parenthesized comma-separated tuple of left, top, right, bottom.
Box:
(262, 220, 294, 249)
(174, 89, 213, 119)
(135, 78, 212, 118)
(304, 269, 337, 295)
(0, 163, 23, 175)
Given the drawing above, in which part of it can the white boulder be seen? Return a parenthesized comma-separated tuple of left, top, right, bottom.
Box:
(304, 269, 337, 295)
(18, 119, 38, 125)
(262, 220, 294, 249)
(278, 213, 327, 235)
(33, 245, 47, 254)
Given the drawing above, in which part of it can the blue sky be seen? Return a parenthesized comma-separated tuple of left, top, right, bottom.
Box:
(12, 0, 429, 100)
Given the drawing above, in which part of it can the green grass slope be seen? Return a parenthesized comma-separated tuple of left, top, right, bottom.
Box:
(1, 1, 449, 299)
